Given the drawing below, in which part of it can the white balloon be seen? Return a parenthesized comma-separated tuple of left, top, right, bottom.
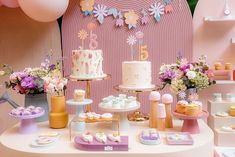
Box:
(18, 0, 69, 22)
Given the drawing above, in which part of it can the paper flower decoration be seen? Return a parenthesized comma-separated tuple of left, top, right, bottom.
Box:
(141, 9, 149, 25)
(164, 0, 172, 5)
(165, 5, 173, 14)
(108, 8, 118, 18)
(149, 2, 165, 22)
(93, 4, 108, 24)
(188, 93, 199, 101)
(127, 35, 137, 46)
(178, 91, 186, 100)
(116, 12, 124, 27)
(80, 0, 95, 16)
(124, 10, 139, 29)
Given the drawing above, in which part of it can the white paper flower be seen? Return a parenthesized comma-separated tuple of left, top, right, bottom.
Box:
(93, 4, 108, 24)
(178, 91, 186, 99)
(127, 35, 137, 46)
(186, 71, 196, 80)
(149, 2, 165, 22)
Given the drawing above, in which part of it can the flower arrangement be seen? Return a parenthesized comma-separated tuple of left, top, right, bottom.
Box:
(159, 55, 216, 94)
(5, 54, 67, 96)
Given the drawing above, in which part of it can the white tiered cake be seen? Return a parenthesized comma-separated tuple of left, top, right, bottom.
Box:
(71, 49, 105, 79)
(120, 61, 155, 89)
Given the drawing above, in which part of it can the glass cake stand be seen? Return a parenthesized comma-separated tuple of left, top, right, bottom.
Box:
(67, 74, 111, 112)
(113, 85, 157, 122)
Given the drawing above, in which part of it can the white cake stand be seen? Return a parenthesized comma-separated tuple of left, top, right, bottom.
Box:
(67, 74, 111, 112)
(66, 99, 93, 133)
(114, 85, 156, 121)
(98, 102, 140, 131)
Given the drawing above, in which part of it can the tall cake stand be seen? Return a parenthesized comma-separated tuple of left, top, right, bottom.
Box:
(114, 85, 156, 121)
(68, 74, 111, 112)
(66, 99, 93, 132)
(99, 102, 140, 131)
(172, 111, 209, 134)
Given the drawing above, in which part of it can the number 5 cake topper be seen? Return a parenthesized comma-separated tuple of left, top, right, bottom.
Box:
(127, 31, 149, 61)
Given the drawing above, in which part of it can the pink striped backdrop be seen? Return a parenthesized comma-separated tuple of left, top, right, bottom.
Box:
(62, 0, 193, 114)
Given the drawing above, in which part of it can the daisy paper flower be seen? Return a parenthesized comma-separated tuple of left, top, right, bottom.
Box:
(124, 10, 139, 29)
(127, 35, 137, 46)
(80, 0, 95, 16)
(78, 29, 88, 40)
(149, 2, 165, 22)
(93, 4, 108, 24)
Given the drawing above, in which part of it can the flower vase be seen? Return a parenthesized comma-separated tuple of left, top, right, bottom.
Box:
(25, 93, 49, 122)
(49, 95, 68, 129)
(177, 88, 198, 102)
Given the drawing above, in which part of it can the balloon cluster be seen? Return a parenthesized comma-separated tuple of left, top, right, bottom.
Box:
(0, 0, 69, 22)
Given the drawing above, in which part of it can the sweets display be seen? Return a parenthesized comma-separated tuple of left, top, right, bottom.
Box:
(101, 94, 138, 109)
(71, 50, 104, 79)
(73, 89, 86, 102)
(120, 61, 154, 89)
(10, 106, 44, 117)
(166, 132, 193, 145)
(176, 100, 202, 116)
(139, 129, 161, 145)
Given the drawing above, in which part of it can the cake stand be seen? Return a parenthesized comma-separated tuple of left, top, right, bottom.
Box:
(114, 85, 156, 121)
(98, 102, 140, 131)
(9, 110, 45, 134)
(66, 99, 93, 133)
(67, 74, 111, 112)
(172, 110, 209, 134)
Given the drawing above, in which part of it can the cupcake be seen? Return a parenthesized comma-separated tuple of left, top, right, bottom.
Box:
(214, 62, 222, 70)
(176, 100, 188, 114)
(74, 89, 85, 102)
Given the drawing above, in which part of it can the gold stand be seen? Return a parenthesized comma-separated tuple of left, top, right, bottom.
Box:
(67, 74, 111, 112)
(113, 85, 157, 121)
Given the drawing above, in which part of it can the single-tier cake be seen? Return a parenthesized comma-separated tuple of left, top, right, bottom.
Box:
(120, 61, 154, 89)
(71, 49, 104, 79)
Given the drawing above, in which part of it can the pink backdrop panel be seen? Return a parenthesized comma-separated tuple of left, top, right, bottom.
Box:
(62, 0, 193, 113)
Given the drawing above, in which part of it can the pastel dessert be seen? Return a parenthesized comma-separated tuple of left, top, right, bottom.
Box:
(176, 100, 188, 114)
(215, 111, 229, 117)
(108, 133, 121, 142)
(184, 104, 201, 116)
(101, 113, 113, 120)
(139, 129, 161, 145)
(229, 106, 235, 116)
(82, 132, 93, 143)
(226, 93, 235, 102)
(10, 106, 43, 116)
(73, 89, 85, 102)
(214, 62, 223, 70)
(101, 95, 138, 109)
(213, 93, 222, 102)
(95, 132, 107, 143)
(71, 49, 104, 79)
(225, 63, 232, 70)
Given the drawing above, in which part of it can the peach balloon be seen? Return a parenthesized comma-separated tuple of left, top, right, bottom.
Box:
(18, 0, 69, 22)
(0, 0, 19, 8)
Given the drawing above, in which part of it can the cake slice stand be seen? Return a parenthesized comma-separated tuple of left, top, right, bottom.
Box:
(9, 110, 45, 134)
(67, 74, 111, 112)
(98, 102, 140, 131)
(66, 99, 93, 133)
(114, 85, 156, 121)
(172, 111, 209, 134)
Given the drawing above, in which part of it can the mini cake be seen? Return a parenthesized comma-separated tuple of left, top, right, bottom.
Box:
(184, 104, 201, 116)
(95, 132, 107, 143)
(74, 89, 85, 102)
(225, 63, 232, 70)
(82, 132, 93, 143)
(215, 111, 229, 117)
(121, 61, 154, 89)
(176, 100, 188, 114)
(71, 49, 104, 79)
(101, 113, 113, 120)
(108, 133, 121, 142)
(214, 62, 222, 70)
(229, 106, 235, 116)
(10, 106, 43, 116)
(139, 129, 161, 145)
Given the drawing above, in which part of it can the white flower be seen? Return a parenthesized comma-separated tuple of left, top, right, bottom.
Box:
(178, 91, 186, 99)
(127, 35, 137, 46)
(149, 2, 165, 22)
(93, 4, 108, 24)
(57, 82, 64, 90)
(186, 71, 196, 80)
(48, 83, 55, 90)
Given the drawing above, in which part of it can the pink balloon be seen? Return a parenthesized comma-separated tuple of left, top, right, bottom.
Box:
(0, 0, 19, 8)
(18, 0, 69, 22)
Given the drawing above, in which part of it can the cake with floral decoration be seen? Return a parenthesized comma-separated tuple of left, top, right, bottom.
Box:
(120, 31, 155, 89)
(70, 23, 106, 79)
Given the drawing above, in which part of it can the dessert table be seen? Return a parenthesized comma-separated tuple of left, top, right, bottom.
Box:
(0, 119, 214, 157)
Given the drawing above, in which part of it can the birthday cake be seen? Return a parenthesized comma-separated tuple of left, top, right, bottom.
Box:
(71, 49, 104, 79)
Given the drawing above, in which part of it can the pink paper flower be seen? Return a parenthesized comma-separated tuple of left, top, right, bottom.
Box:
(141, 16, 149, 25)
(165, 5, 173, 14)
(116, 18, 124, 27)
